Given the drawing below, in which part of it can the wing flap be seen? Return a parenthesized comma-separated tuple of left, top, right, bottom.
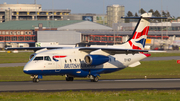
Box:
(5, 47, 71, 52)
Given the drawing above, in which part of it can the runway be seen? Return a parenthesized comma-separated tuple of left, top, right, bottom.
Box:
(142, 56, 180, 61)
(1, 79, 180, 92)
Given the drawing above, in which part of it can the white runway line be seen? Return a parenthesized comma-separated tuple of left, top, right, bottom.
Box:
(101, 79, 180, 82)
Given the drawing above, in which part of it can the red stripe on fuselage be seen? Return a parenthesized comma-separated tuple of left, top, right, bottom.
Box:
(53, 55, 66, 58)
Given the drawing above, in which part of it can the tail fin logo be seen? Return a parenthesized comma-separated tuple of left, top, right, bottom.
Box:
(129, 26, 149, 50)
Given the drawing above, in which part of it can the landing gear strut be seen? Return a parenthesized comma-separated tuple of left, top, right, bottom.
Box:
(90, 75, 99, 82)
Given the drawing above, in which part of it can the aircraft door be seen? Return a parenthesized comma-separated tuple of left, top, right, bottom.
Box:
(55, 58, 63, 72)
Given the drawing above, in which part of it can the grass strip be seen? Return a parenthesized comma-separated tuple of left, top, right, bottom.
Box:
(0, 52, 33, 63)
(0, 60, 179, 81)
(0, 90, 180, 101)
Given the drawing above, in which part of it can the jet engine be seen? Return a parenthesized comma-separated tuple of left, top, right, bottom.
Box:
(29, 53, 36, 60)
(84, 55, 109, 66)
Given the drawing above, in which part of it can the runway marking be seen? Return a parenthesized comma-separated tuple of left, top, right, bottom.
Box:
(101, 79, 180, 82)
(22, 79, 180, 83)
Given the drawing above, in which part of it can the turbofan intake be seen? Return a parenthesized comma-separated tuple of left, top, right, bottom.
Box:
(84, 55, 109, 66)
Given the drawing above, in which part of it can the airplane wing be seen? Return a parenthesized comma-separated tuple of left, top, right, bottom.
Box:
(5, 47, 71, 52)
(79, 47, 149, 55)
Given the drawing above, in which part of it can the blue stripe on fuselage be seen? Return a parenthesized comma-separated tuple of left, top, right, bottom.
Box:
(23, 68, 123, 77)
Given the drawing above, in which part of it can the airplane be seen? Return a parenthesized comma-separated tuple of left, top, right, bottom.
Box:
(6, 13, 166, 82)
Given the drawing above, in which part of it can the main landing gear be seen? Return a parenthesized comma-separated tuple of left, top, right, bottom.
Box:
(89, 75, 99, 82)
(66, 77, 74, 81)
(65, 75, 74, 81)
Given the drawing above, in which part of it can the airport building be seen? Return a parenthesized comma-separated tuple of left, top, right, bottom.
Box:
(107, 5, 125, 27)
(0, 20, 83, 48)
(1, 19, 180, 50)
(0, 3, 99, 23)
(0, 2, 71, 22)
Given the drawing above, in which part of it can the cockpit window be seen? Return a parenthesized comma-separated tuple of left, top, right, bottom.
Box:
(34, 57, 43, 61)
(44, 56, 51, 61)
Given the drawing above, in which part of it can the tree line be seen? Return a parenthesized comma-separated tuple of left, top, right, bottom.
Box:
(126, 8, 172, 22)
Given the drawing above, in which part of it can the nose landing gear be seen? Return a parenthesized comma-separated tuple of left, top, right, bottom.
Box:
(31, 75, 40, 83)
(33, 78, 39, 82)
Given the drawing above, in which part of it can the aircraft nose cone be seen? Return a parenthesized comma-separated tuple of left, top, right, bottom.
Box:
(23, 62, 33, 74)
(23, 69, 29, 74)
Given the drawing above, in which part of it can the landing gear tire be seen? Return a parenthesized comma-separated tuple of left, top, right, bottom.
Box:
(33, 78, 35, 82)
(66, 77, 74, 81)
(94, 76, 99, 82)
(35, 78, 39, 82)
(90, 76, 99, 82)
(32, 77, 39, 83)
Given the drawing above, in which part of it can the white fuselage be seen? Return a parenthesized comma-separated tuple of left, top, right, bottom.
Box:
(23, 48, 147, 77)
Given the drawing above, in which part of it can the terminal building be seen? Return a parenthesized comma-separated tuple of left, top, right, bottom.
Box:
(0, 3, 71, 22)
(0, 19, 180, 50)
(0, 3, 99, 23)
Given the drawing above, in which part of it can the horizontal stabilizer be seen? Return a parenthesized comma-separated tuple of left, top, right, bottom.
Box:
(79, 47, 148, 55)
(128, 61, 141, 67)
(121, 17, 167, 19)
(5, 47, 72, 52)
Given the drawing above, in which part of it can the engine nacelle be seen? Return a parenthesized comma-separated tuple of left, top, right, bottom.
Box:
(84, 55, 109, 66)
(29, 53, 36, 60)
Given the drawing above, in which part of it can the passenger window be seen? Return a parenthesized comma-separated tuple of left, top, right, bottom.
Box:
(74, 59, 76, 62)
(44, 56, 51, 61)
(34, 57, 43, 61)
(65, 60, 67, 63)
(70, 59, 72, 62)
(79, 59, 81, 62)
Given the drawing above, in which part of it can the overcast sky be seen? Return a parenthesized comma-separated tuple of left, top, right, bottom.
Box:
(0, 0, 179, 17)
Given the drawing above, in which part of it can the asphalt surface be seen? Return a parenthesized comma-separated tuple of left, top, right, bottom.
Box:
(0, 63, 26, 67)
(142, 56, 180, 61)
(1, 79, 180, 92)
(0, 56, 180, 67)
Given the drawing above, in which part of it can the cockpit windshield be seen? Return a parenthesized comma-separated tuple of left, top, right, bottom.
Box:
(44, 56, 51, 61)
(34, 57, 43, 61)
(33, 56, 51, 61)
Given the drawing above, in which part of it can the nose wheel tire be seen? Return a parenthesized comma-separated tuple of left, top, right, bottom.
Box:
(33, 78, 39, 83)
